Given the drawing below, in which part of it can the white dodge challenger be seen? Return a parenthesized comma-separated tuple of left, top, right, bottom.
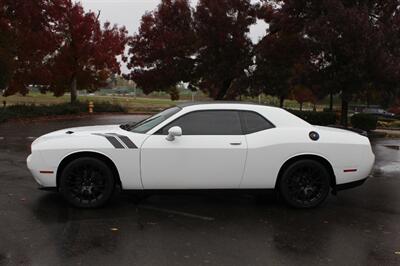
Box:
(27, 103, 375, 208)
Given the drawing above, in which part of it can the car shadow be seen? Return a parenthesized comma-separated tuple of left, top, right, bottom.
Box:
(31, 189, 282, 224)
(29, 189, 397, 265)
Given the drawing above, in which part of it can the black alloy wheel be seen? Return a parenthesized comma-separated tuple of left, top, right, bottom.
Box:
(279, 159, 330, 208)
(59, 157, 115, 208)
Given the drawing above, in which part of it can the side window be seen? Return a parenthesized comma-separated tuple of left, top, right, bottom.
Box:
(240, 111, 274, 134)
(157, 110, 242, 135)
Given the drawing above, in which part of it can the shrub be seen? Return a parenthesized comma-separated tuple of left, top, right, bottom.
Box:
(0, 112, 7, 123)
(351, 113, 377, 131)
(0, 101, 125, 123)
(92, 101, 125, 113)
(4, 103, 81, 118)
(288, 110, 337, 126)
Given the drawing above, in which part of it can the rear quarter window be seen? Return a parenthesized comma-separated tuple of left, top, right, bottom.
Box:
(240, 111, 274, 134)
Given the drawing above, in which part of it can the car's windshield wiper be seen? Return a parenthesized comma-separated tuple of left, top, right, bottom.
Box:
(120, 115, 161, 131)
(120, 122, 137, 131)
(120, 124, 130, 130)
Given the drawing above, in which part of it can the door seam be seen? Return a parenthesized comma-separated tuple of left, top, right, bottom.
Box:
(238, 135, 249, 188)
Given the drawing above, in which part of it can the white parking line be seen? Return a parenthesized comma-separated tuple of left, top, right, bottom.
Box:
(139, 205, 215, 221)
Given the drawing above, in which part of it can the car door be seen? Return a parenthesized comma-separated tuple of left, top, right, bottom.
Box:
(140, 110, 247, 189)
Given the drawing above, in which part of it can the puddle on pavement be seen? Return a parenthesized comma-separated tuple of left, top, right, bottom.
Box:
(375, 162, 400, 173)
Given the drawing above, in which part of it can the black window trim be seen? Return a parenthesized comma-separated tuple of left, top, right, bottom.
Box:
(129, 106, 183, 134)
(154, 109, 275, 136)
(238, 110, 276, 135)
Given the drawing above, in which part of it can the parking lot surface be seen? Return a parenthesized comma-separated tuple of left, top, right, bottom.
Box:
(0, 115, 399, 266)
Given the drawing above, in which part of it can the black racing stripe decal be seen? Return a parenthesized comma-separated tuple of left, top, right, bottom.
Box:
(117, 136, 137, 149)
(104, 136, 125, 149)
(93, 133, 124, 149)
(107, 133, 138, 149)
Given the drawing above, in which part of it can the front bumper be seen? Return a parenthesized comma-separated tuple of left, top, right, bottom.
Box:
(27, 153, 57, 187)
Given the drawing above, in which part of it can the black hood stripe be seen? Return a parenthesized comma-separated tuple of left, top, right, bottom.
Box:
(93, 133, 137, 149)
(107, 133, 138, 149)
(93, 133, 124, 149)
(117, 135, 137, 149)
(104, 136, 125, 149)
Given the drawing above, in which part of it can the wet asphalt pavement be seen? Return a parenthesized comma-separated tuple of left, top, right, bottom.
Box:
(0, 115, 399, 266)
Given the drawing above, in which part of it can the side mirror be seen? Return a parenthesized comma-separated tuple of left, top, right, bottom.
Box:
(166, 126, 182, 141)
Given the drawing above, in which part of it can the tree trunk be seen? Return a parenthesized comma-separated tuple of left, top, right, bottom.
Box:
(329, 92, 333, 111)
(279, 96, 285, 108)
(313, 103, 316, 112)
(340, 98, 349, 127)
(300, 102, 303, 111)
(215, 79, 233, 100)
(70, 75, 77, 104)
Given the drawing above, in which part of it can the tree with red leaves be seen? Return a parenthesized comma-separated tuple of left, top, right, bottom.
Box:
(127, 0, 196, 100)
(0, 0, 12, 92)
(128, 0, 256, 100)
(251, 0, 314, 108)
(308, 0, 400, 125)
(0, 0, 128, 103)
(291, 85, 315, 111)
(194, 0, 256, 100)
(256, 0, 400, 126)
(48, 1, 128, 103)
(253, 30, 311, 107)
(0, 0, 63, 96)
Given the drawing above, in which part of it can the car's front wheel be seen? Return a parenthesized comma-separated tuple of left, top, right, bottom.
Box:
(279, 159, 331, 208)
(59, 157, 115, 208)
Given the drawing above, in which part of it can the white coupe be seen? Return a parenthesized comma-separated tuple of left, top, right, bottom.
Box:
(27, 103, 375, 208)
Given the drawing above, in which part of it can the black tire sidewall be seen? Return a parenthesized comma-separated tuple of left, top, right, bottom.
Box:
(279, 159, 330, 208)
(59, 157, 115, 208)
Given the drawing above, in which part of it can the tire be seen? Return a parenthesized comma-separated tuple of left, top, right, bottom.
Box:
(279, 159, 331, 208)
(59, 157, 115, 208)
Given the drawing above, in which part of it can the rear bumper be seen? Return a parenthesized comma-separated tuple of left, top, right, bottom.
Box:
(335, 177, 368, 192)
(334, 149, 375, 185)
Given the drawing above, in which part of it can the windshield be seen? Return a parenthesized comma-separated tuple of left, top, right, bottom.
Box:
(127, 106, 181, 133)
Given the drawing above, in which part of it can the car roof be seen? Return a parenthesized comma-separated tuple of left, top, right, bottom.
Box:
(178, 101, 262, 107)
(177, 101, 280, 111)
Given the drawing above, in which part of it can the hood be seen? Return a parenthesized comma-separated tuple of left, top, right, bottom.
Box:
(32, 124, 122, 145)
(58, 125, 120, 134)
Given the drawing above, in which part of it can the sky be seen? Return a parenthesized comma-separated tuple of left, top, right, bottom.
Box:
(78, 0, 268, 43)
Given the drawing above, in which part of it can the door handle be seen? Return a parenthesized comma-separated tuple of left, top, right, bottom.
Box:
(230, 142, 242, 146)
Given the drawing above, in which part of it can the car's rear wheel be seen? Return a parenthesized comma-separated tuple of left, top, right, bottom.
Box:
(279, 159, 330, 208)
(59, 157, 115, 208)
